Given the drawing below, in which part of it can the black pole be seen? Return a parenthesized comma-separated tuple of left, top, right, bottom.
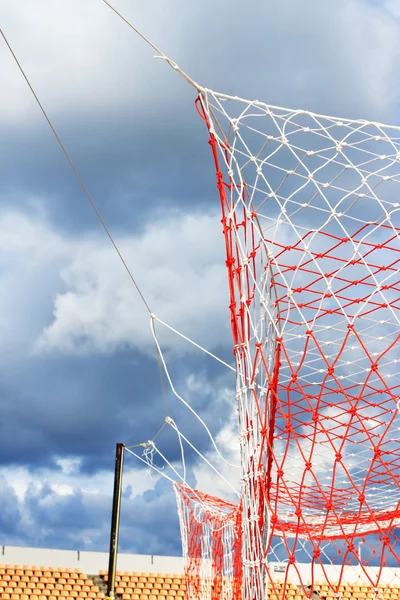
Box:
(107, 442, 125, 599)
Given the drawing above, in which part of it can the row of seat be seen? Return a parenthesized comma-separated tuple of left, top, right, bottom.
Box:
(0, 564, 106, 600)
(3, 563, 400, 600)
(1, 568, 83, 575)
(0, 587, 104, 599)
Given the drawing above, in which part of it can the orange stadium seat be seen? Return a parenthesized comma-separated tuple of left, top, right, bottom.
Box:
(5, 563, 400, 600)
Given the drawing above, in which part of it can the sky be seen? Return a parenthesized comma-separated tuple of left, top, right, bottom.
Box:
(1, 0, 400, 560)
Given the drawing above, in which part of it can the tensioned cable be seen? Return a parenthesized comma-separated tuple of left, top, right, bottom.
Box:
(102, 0, 201, 93)
(0, 28, 151, 315)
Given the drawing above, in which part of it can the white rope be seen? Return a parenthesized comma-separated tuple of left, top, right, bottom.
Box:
(150, 313, 239, 469)
(155, 315, 235, 372)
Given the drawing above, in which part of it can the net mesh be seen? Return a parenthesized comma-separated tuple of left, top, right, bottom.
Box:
(175, 90, 400, 600)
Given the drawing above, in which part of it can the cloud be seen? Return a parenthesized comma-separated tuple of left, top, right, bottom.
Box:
(34, 209, 230, 357)
(0, 460, 188, 555)
(9, 2, 400, 116)
(2, 0, 400, 124)
(0, 207, 231, 360)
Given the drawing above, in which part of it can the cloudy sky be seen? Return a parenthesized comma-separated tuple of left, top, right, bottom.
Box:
(1, 0, 400, 558)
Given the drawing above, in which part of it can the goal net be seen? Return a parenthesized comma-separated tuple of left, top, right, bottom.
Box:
(175, 89, 400, 600)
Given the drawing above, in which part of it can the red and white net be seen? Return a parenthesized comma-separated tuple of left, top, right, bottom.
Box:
(175, 90, 400, 600)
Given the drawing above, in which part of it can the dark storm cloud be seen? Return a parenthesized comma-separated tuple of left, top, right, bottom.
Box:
(0, 95, 213, 235)
(0, 348, 234, 473)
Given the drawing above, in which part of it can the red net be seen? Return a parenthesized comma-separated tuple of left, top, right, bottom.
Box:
(176, 90, 400, 600)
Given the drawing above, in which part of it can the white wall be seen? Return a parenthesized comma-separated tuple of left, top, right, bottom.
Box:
(0, 546, 184, 575)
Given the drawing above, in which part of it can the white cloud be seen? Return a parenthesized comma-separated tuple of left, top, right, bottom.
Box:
(3, 461, 157, 504)
(0, 207, 230, 358)
(35, 210, 230, 355)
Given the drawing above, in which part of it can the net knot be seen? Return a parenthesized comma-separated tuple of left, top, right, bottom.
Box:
(277, 469, 284, 477)
(288, 555, 296, 565)
(335, 453, 342, 462)
(328, 367, 335, 375)
(306, 329, 313, 336)
(305, 462, 312, 470)
(313, 549, 321, 558)
(358, 494, 365, 503)
(371, 363, 379, 372)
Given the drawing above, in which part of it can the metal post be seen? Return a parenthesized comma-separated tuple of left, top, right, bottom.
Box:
(107, 442, 125, 599)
